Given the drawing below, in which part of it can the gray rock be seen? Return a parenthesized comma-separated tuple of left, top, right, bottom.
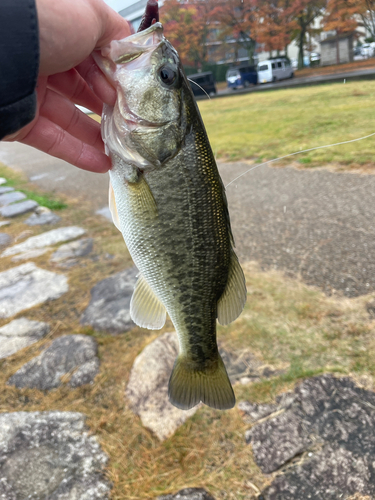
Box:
(11, 248, 51, 262)
(0, 318, 50, 359)
(8, 334, 99, 390)
(126, 331, 198, 441)
(0, 177, 7, 185)
(0, 187, 14, 194)
(51, 237, 93, 267)
(157, 488, 216, 500)
(220, 348, 280, 385)
(25, 211, 61, 226)
(0, 233, 11, 247)
(80, 267, 137, 333)
(0, 221, 10, 227)
(0, 199, 38, 217)
(238, 401, 278, 423)
(96, 206, 112, 222)
(2, 226, 85, 257)
(245, 374, 375, 499)
(0, 411, 110, 500)
(0, 191, 25, 206)
(0, 262, 68, 318)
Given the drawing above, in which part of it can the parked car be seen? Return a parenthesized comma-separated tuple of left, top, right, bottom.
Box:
(187, 72, 217, 97)
(361, 43, 374, 57)
(257, 57, 294, 83)
(310, 52, 321, 66)
(226, 65, 258, 89)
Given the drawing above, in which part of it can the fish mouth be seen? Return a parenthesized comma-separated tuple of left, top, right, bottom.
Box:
(117, 91, 169, 129)
(99, 23, 164, 65)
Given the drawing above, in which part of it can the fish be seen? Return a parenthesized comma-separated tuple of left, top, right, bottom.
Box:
(93, 22, 247, 410)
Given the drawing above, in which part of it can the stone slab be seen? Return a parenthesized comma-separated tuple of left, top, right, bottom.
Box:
(126, 331, 198, 441)
(0, 191, 26, 206)
(51, 237, 93, 264)
(0, 262, 68, 318)
(80, 267, 137, 333)
(8, 334, 99, 390)
(0, 187, 14, 194)
(0, 411, 110, 500)
(0, 233, 11, 247)
(0, 199, 38, 218)
(96, 206, 112, 222)
(11, 248, 51, 262)
(25, 211, 61, 226)
(2, 226, 85, 257)
(0, 318, 50, 359)
(244, 374, 375, 499)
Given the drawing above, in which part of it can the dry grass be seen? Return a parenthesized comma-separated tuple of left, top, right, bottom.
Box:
(0, 164, 374, 499)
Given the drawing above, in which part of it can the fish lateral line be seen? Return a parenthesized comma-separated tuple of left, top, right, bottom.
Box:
(225, 131, 375, 189)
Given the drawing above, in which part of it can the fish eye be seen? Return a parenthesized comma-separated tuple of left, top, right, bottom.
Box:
(159, 65, 177, 86)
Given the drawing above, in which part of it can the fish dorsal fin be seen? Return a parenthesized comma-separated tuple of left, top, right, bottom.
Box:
(130, 274, 167, 330)
(217, 250, 247, 326)
(109, 180, 121, 231)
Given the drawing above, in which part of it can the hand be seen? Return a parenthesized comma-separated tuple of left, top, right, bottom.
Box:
(5, 0, 132, 173)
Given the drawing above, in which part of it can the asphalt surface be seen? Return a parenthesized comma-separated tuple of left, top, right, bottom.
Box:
(1, 141, 375, 298)
(211, 67, 375, 100)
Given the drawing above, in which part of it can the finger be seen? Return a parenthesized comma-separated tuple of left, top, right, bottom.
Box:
(96, 4, 133, 47)
(40, 88, 104, 151)
(48, 69, 103, 115)
(76, 55, 117, 106)
(20, 116, 110, 173)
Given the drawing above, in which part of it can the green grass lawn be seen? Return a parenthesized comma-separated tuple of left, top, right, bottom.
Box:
(198, 80, 375, 169)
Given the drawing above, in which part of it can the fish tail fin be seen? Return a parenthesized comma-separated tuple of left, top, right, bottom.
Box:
(168, 354, 235, 410)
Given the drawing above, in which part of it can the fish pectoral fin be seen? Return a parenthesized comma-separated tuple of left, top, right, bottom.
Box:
(217, 249, 247, 326)
(109, 179, 121, 231)
(128, 175, 158, 217)
(130, 274, 166, 330)
(168, 355, 235, 410)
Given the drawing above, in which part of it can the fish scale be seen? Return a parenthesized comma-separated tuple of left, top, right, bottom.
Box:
(94, 22, 247, 410)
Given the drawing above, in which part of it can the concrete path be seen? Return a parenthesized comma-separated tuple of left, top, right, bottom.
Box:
(1, 142, 375, 297)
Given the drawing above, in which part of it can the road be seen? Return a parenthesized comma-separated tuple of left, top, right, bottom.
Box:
(1, 141, 375, 298)
(206, 67, 375, 100)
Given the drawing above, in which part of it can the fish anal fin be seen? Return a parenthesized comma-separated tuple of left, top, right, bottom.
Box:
(168, 354, 235, 410)
(217, 250, 247, 326)
(109, 180, 121, 231)
(130, 274, 166, 330)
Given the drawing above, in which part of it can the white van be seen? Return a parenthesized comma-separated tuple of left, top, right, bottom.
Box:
(257, 58, 294, 83)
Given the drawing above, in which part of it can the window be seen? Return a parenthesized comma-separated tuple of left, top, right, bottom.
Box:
(272, 63, 276, 69)
(277, 62, 282, 68)
(258, 64, 268, 71)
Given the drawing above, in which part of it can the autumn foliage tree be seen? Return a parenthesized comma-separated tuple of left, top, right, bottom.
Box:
(210, 0, 259, 65)
(161, 0, 213, 67)
(358, 0, 375, 41)
(255, 0, 298, 56)
(323, 0, 359, 63)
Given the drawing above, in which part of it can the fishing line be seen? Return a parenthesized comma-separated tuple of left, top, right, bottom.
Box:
(187, 78, 211, 100)
(225, 132, 375, 189)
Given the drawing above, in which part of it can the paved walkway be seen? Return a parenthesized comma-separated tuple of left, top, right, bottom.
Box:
(1, 142, 375, 297)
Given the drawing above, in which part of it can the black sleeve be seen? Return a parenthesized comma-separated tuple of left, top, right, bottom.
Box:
(0, 0, 39, 140)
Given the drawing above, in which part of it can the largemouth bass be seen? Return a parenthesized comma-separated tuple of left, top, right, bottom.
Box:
(94, 23, 247, 410)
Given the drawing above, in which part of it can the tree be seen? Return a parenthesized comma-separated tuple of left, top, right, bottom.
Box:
(357, 0, 375, 41)
(323, 0, 359, 63)
(161, 0, 213, 67)
(210, 0, 259, 65)
(290, 0, 326, 69)
(255, 0, 297, 57)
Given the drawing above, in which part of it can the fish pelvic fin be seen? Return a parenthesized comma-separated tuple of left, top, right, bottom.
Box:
(130, 274, 166, 330)
(217, 248, 247, 326)
(168, 354, 235, 411)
